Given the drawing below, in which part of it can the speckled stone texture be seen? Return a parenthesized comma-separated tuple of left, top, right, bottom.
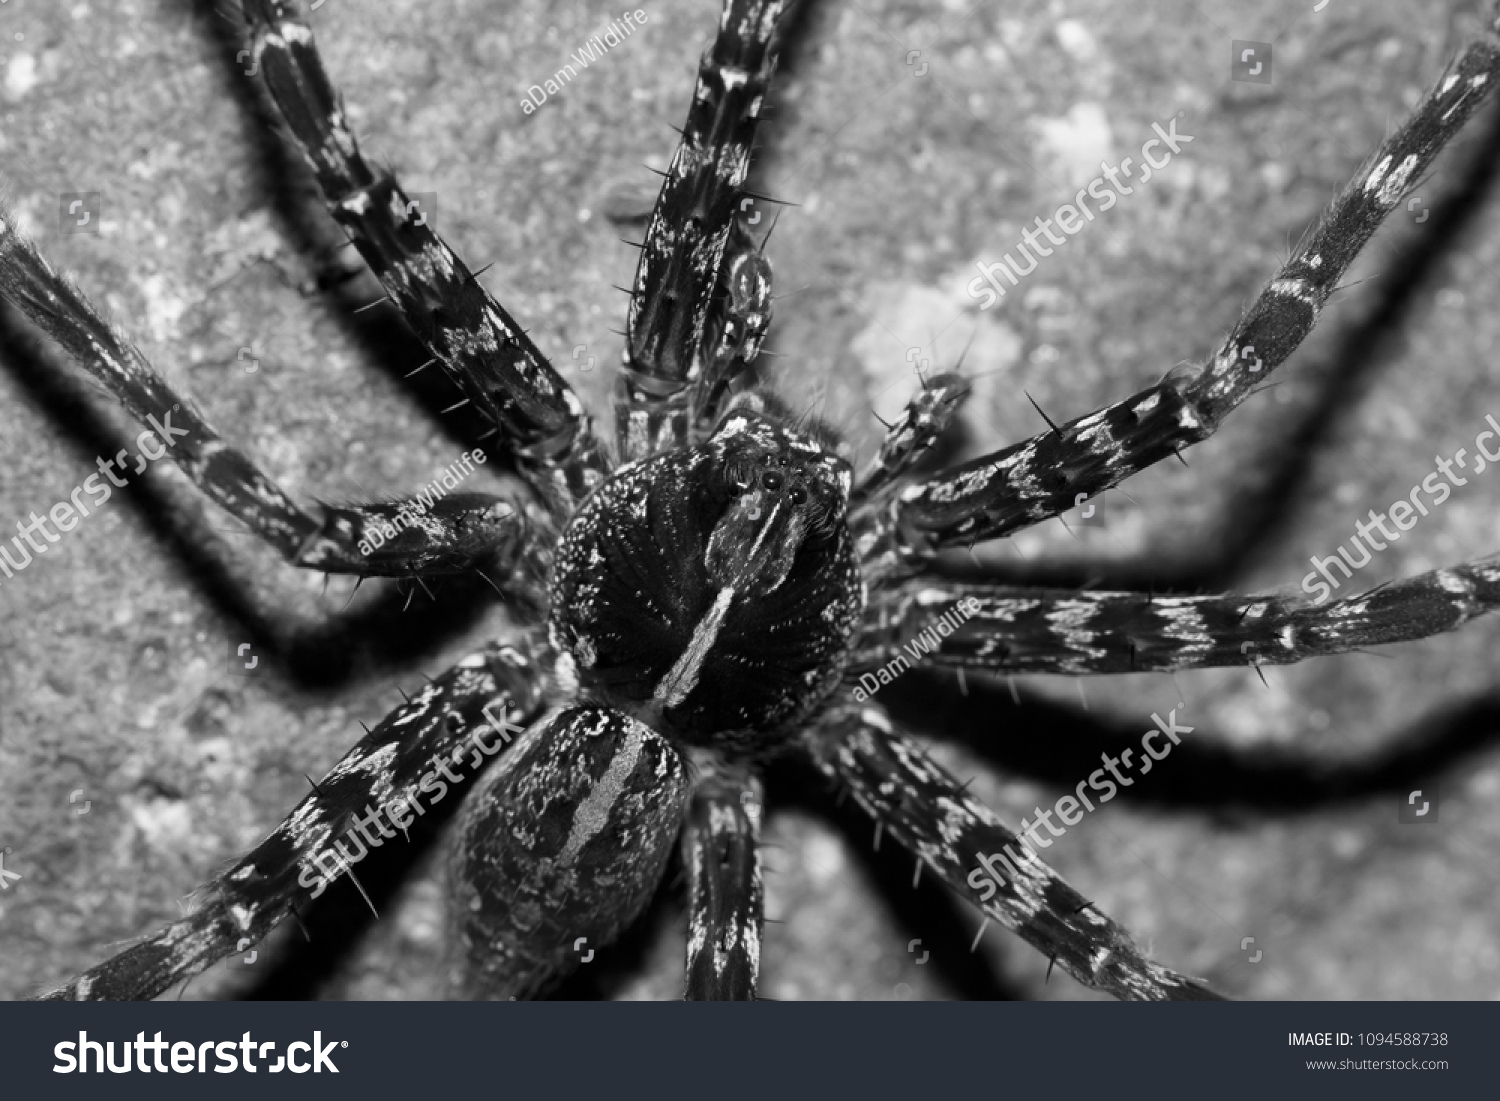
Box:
(3, 0, 1500, 1001)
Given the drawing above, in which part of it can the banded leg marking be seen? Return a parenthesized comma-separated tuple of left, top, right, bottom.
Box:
(622, 0, 786, 407)
(37, 641, 546, 1000)
(894, 34, 1500, 557)
(682, 764, 762, 1000)
(238, 0, 608, 510)
(856, 558, 1500, 676)
(0, 215, 525, 578)
(804, 702, 1223, 1001)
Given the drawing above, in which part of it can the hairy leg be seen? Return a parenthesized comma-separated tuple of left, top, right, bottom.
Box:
(803, 700, 1221, 1001)
(235, 0, 608, 511)
(681, 762, 762, 1000)
(617, 0, 786, 460)
(857, 555, 1500, 675)
(0, 214, 530, 578)
(37, 640, 545, 1000)
(883, 24, 1500, 563)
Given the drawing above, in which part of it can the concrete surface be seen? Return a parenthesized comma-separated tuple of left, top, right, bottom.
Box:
(2, 0, 1500, 1000)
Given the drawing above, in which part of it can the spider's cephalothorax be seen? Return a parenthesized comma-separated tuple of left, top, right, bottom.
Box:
(14, 0, 1500, 1003)
(550, 399, 862, 750)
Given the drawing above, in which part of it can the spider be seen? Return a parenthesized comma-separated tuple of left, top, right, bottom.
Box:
(5, 0, 1500, 1001)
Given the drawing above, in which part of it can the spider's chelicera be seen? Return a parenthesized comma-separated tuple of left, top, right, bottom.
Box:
(8, 0, 1500, 1001)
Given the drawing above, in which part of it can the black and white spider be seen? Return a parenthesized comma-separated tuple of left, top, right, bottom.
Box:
(8, 0, 1500, 1002)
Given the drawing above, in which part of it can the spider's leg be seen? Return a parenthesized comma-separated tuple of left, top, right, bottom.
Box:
(686, 220, 775, 440)
(877, 26, 1500, 569)
(804, 700, 1222, 1001)
(235, 0, 607, 511)
(617, 0, 786, 461)
(0, 217, 534, 579)
(36, 641, 546, 1001)
(681, 762, 762, 1000)
(857, 556, 1500, 676)
(451, 703, 689, 999)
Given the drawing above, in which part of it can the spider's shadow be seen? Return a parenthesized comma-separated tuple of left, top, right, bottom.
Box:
(0, 317, 505, 688)
(883, 670, 1500, 818)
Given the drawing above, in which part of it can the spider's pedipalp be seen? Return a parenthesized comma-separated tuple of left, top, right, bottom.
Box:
(618, 0, 785, 460)
(302, 490, 531, 579)
(36, 639, 547, 1001)
(803, 700, 1223, 1001)
(234, 0, 609, 511)
(850, 372, 971, 507)
(687, 219, 776, 437)
(682, 762, 763, 1000)
(856, 556, 1500, 677)
(889, 32, 1500, 560)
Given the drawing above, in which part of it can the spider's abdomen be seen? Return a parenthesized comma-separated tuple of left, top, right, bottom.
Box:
(451, 704, 688, 999)
(549, 410, 864, 753)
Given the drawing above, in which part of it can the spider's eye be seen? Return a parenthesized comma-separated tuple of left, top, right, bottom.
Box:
(787, 485, 808, 505)
(760, 470, 783, 492)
